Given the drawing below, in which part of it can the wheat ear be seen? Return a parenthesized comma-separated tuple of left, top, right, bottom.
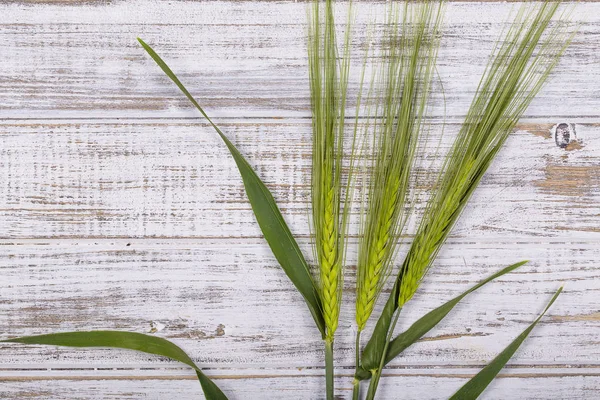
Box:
(319, 185, 341, 337)
(397, 2, 573, 307)
(355, 0, 443, 331)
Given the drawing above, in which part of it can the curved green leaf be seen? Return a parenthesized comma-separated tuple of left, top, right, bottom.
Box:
(360, 280, 400, 372)
(137, 38, 326, 339)
(386, 261, 528, 365)
(356, 261, 528, 380)
(449, 286, 563, 400)
(1, 331, 227, 400)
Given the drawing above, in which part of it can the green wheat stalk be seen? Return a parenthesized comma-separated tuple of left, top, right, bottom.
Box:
(355, 0, 443, 333)
(308, 0, 354, 398)
(352, 2, 444, 398)
(363, 3, 573, 399)
(398, 2, 572, 307)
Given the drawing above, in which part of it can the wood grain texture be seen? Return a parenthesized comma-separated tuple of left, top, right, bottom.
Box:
(2, 371, 599, 400)
(1, 372, 599, 400)
(0, 121, 598, 238)
(0, 1, 597, 119)
(1, 1, 599, 399)
(1, 238, 599, 365)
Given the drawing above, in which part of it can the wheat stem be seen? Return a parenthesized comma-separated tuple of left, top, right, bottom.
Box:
(352, 330, 362, 400)
(365, 308, 401, 400)
(325, 339, 335, 400)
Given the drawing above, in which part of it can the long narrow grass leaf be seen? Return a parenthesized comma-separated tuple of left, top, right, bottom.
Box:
(138, 38, 326, 338)
(387, 260, 528, 364)
(449, 287, 563, 400)
(355, 260, 527, 380)
(2, 331, 227, 400)
(361, 280, 400, 371)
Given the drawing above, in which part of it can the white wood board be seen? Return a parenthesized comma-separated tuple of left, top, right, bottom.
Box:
(0, 1, 599, 399)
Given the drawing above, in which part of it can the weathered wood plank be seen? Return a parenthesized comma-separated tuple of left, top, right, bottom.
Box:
(1, 1, 599, 398)
(0, 368, 599, 399)
(0, 2, 597, 118)
(0, 237, 598, 368)
(0, 120, 598, 238)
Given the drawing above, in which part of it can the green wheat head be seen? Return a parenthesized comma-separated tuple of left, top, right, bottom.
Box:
(355, 0, 443, 331)
(308, 0, 353, 340)
(397, 2, 573, 306)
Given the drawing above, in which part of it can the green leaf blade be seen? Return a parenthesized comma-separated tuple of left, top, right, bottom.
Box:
(386, 260, 528, 366)
(356, 261, 527, 381)
(1, 331, 228, 400)
(449, 286, 563, 400)
(137, 38, 326, 339)
(360, 281, 400, 372)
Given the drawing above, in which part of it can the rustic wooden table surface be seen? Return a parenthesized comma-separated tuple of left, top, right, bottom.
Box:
(1, 1, 598, 399)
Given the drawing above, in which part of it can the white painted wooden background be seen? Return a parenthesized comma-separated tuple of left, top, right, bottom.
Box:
(0, 1, 599, 399)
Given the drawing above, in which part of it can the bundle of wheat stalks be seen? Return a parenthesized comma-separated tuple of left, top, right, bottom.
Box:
(309, 1, 573, 399)
(2, 1, 575, 399)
